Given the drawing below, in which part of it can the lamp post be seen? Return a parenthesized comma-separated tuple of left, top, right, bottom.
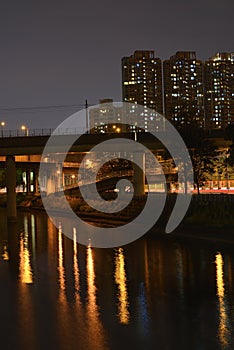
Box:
(1, 121, 5, 137)
(226, 150, 230, 190)
(112, 125, 121, 133)
(71, 174, 76, 185)
(134, 122, 138, 141)
(21, 125, 28, 136)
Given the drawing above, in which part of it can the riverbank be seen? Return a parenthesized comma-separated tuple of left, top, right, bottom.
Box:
(0, 192, 234, 243)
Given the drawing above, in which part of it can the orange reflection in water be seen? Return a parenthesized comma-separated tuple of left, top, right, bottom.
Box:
(73, 227, 81, 303)
(86, 245, 107, 349)
(2, 241, 9, 261)
(56, 224, 73, 350)
(58, 223, 66, 295)
(18, 215, 36, 349)
(175, 247, 184, 298)
(215, 252, 231, 348)
(31, 214, 36, 259)
(114, 248, 130, 324)
(19, 217, 33, 284)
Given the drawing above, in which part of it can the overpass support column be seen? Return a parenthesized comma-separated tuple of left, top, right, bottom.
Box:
(33, 170, 39, 194)
(133, 151, 145, 196)
(6, 155, 17, 221)
(56, 164, 63, 191)
(26, 169, 31, 193)
(46, 176, 56, 194)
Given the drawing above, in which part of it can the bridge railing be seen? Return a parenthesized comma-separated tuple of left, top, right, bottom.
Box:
(63, 169, 133, 190)
(0, 127, 87, 138)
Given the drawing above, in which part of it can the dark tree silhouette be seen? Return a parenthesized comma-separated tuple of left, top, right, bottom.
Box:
(225, 124, 234, 166)
(176, 122, 217, 194)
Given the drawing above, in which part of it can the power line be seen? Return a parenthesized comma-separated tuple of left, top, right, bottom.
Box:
(0, 102, 95, 112)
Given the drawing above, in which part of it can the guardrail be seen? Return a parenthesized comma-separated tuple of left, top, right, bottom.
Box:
(63, 170, 133, 190)
(192, 193, 234, 202)
(0, 127, 87, 138)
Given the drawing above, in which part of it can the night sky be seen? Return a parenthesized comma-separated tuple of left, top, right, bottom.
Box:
(1, 0, 233, 130)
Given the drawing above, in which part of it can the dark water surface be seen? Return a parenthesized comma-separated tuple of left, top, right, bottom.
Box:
(0, 208, 234, 350)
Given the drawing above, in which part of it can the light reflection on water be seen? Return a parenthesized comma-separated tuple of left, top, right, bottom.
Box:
(17, 215, 36, 349)
(114, 247, 130, 324)
(58, 223, 66, 294)
(73, 227, 80, 300)
(0, 210, 234, 350)
(19, 216, 33, 284)
(86, 245, 107, 349)
(215, 252, 231, 349)
(1, 241, 9, 260)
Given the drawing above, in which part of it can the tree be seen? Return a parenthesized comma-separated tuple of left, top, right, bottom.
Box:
(0, 169, 24, 189)
(225, 124, 234, 166)
(176, 122, 217, 194)
(0, 169, 5, 188)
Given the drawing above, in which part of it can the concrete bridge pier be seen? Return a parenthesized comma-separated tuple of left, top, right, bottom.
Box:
(6, 155, 17, 222)
(133, 151, 145, 196)
(33, 169, 39, 194)
(26, 169, 31, 193)
(46, 176, 56, 195)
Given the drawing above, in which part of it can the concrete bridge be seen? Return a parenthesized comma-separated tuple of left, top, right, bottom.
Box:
(0, 129, 229, 221)
(0, 131, 163, 221)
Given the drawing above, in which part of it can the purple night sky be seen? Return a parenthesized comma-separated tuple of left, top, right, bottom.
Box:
(0, 0, 233, 130)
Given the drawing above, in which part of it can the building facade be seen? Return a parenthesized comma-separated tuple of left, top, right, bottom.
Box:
(122, 50, 163, 113)
(121, 50, 163, 131)
(204, 52, 234, 129)
(163, 51, 205, 128)
(89, 99, 125, 134)
(89, 99, 164, 133)
(90, 51, 234, 133)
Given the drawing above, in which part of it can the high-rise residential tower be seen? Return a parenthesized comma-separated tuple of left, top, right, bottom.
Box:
(204, 52, 234, 129)
(163, 51, 204, 127)
(122, 51, 163, 108)
(121, 50, 163, 131)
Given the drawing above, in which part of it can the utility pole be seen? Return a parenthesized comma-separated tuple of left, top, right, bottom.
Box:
(85, 99, 88, 133)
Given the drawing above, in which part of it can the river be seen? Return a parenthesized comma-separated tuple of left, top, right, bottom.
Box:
(0, 208, 234, 349)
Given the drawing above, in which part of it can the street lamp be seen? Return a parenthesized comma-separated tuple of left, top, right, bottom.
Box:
(21, 125, 28, 136)
(71, 174, 76, 185)
(134, 122, 138, 141)
(112, 124, 121, 133)
(1, 121, 5, 137)
(226, 150, 230, 190)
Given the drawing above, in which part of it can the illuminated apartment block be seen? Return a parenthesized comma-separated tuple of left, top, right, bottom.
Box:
(163, 51, 205, 127)
(89, 98, 164, 133)
(204, 52, 234, 129)
(89, 99, 125, 133)
(121, 50, 163, 131)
